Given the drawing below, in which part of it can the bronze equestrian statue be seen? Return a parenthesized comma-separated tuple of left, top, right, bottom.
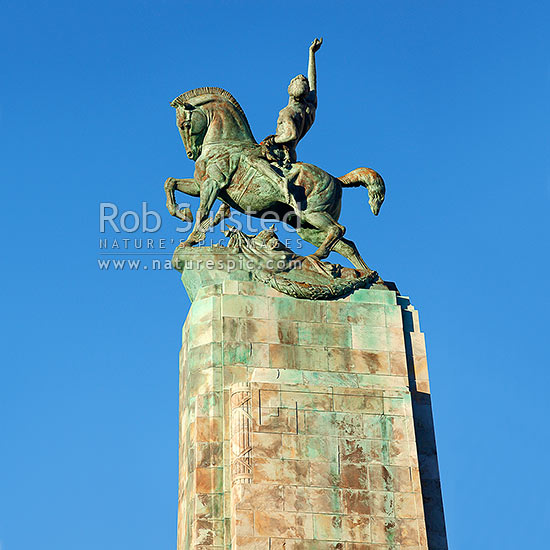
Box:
(164, 39, 385, 273)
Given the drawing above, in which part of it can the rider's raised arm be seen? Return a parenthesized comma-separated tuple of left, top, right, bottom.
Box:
(308, 38, 323, 100)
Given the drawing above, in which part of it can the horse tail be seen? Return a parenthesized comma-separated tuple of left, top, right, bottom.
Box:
(339, 167, 385, 216)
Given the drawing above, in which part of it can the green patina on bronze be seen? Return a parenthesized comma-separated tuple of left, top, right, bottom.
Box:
(165, 39, 386, 281)
(172, 227, 385, 300)
(170, 39, 447, 550)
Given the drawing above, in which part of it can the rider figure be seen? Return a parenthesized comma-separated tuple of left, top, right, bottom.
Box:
(259, 37, 323, 206)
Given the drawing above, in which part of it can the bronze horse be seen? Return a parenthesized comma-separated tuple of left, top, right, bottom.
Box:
(164, 87, 385, 272)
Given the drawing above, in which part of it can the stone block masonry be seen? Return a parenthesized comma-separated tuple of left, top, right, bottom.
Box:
(178, 279, 448, 550)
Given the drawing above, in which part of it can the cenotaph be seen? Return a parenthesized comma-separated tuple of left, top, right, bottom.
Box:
(164, 39, 448, 550)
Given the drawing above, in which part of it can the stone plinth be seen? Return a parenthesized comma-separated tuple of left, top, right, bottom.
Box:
(177, 254, 447, 550)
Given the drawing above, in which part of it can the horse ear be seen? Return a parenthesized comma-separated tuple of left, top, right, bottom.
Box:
(269, 224, 275, 232)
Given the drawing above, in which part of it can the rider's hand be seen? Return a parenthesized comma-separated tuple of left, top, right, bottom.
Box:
(310, 37, 323, 53)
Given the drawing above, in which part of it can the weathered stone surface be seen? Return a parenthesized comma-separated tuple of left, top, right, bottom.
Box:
(177, 278, 447, 550)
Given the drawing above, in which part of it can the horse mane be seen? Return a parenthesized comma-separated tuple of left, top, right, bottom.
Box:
(171, 87, 253, 135)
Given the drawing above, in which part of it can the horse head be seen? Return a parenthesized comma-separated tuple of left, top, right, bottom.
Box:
(171, 87, 256, 161)
(174, 102, 208, 161)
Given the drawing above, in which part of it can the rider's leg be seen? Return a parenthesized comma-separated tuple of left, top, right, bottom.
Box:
(253, 158, 292, 204)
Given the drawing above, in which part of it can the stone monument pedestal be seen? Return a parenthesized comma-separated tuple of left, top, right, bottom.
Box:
(177, 250, 447, 550)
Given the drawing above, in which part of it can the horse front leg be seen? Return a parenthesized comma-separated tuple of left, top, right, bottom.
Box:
(198, 203, 231, 233)
(164, 177, 199, 222)
(183, 178, 221, 247)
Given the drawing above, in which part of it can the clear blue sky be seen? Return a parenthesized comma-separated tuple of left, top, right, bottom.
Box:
(1, 1, 549, 548)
